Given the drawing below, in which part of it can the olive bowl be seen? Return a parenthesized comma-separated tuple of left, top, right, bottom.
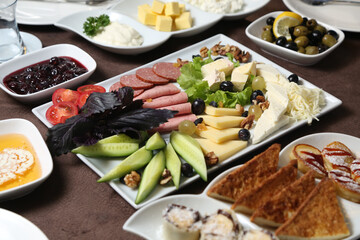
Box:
(0, 44, 96, 104)
(245, 11, 345, 66)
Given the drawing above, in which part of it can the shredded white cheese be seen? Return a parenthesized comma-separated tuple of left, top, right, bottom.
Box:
(183, 0, 244, 14)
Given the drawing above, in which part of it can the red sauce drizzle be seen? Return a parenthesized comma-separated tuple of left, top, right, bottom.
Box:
(323, 147, 353, 157)
(300, 151, 327, 174)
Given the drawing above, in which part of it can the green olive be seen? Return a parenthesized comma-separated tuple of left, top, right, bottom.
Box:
(294, 36, 309, 47)
(298, 47, 305, 54)
(293, 26, 309, 37)
(261, 30, 274, 42)
(305, 46, 319, 55)
(262, 25, 273, 32)
(322, 34, 337, 47)
(314, 24, 326, 35)
(306, 19, 317, 30)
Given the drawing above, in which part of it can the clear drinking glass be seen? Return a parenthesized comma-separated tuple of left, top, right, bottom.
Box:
(0, 0, 24, 63)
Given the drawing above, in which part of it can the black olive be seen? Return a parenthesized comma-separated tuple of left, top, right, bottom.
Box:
(214, 57, 223, 61)
(266, 17, 275, 26)
(301, 17, 308, 26)
(181, 163, 194, 177)
(209, 101, 218, 107)
(308, 30, 323, 46)
(327, 30, 339, 40)
(250, 90, 264, 102)
(288, 74, 299, 84)
(238, 129, 250, 141)
(191, 98, 205, 115)
(275, 36, 287, 47)
(220, 81, 234, 92)
(241, 111, 248, 117)
(194, 118, 203, 126)
(192, 54, 201, 59)
(284, 42, 299, 51)
(318, 44, 328, 53)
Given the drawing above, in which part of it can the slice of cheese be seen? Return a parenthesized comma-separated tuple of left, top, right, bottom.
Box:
(165, 2, 180, 17)
(266, 82, 289, 121)
(198, 115, 244, 129)
(231, 72, 248, 92)
(201, 58, 234, 78)
(179, 3, 185, 13)
(252, 109, 290, 144)
(195, 126, 241, 144)
(233, 61, 257, 75)
(195, 138, 247, 162)
(138, 4, 157, 26)
(155, 15, 173, 32)
(174, 11, 192, 30)
(205, 106, 243, 116)
(203, 70, 225, 91)
(151, 0, 165, 14)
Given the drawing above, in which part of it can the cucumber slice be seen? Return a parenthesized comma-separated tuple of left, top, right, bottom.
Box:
(170, 131, 207, 181)
(98, 134, 140, 144)
(164, 143, 181, 189)
(72, 142, 139, 157)
(145, 132, 166, 150)
(97, 146, 153, 182)
(135, 150, 165, 204)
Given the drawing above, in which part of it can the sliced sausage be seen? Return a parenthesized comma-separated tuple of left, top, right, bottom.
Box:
(151, 114, 197, 132)
(134, 83, 181, 100)
(152, 62, 181, 81)
(109, 81, 144, 97)
(136, 68, 169, 85)
(157, 102, 191, 116)
(120, 74, 153, 90)
(142, 92, 188, 109)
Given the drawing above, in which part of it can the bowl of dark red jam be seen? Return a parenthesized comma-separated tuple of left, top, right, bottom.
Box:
(0, 44, 96, 103)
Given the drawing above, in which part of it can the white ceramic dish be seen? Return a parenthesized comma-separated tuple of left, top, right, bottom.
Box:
(245, 11, 345, 66)
(124, 133, 360, 240)
(0, 119, 53, 202)
(32, 34, 342, 209)
(220, 0, 270, 20)
(0, 44, 96, 104)
(20, 32, 43, 55)
(0, 208, 48, 240)
(55, 10, 172, 55)
(283, 0, 360, 33)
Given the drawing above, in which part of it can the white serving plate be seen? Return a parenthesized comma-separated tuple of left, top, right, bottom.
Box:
(124, 133, 360, 240)
(245, 11, 345, 66)
(0, 44, 96, 104)
(32, 34, 342, 209)
(0, 119, 53, 202)
(283, 0, 360, 33)
(0, 208, 48, 240)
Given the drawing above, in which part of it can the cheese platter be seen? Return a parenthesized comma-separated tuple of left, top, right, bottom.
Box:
(32, 34, 342, 209)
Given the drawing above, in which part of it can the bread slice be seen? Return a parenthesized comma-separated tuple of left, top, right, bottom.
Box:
(275, 178, 350, 240)
(206, 143, 280, 202)
(250, 170, 316, 227)
(231, 160, 298, 215)
(291, 144, 327, 178)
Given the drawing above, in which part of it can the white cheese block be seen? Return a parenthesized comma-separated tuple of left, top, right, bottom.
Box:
(234, 61, 257, 75)
(201, 58, 234, 78)
(256, 63, 281, 75)
(230, 71, 248, 92)
(203, 70, 225, 91)
(266, 82, 289, 121)
(252, 109, 290, 144)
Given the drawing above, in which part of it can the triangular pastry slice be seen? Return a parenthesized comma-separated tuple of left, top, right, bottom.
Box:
(275, 178, 350, 240)
(250, 170, 316, 227)
(231, 160, 298, 215)
(207, 143, 281, 202)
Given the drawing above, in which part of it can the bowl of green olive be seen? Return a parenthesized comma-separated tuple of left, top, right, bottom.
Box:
(245, 11, 344, 66)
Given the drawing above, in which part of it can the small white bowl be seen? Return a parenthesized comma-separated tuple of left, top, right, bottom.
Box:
(0, 118, 53, 202)
(245, 11, 345, 66)
(0, 44, 96, 103)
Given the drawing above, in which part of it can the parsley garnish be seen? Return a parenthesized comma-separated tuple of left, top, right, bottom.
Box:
(83, 14, 110, 37)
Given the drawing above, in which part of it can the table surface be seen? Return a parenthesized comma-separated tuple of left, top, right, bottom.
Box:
(1, 1, 360, 239)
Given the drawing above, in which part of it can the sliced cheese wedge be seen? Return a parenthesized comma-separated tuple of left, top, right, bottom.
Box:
(195, 126, 241, 144)
(198, 115, 244, 129)
(205, 106, 243, 116)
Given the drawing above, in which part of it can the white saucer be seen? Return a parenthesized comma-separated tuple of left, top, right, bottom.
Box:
(20, 31, 42, 54)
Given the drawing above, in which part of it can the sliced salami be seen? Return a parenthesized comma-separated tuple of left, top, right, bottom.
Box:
(109, 81, 145, 97)
(152, 62, 181, 81)
(119, 74, 153, 90)
(142, 92, 188, 109)
(134, 83, 180, 100)
(136, 68, 169, 85)
(157, 102, 192, 116)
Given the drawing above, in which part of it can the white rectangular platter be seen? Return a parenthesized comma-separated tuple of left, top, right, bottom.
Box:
(32, 34, 342, 209)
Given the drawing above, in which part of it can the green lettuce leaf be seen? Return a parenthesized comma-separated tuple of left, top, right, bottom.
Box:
(205, 87, 252, 108)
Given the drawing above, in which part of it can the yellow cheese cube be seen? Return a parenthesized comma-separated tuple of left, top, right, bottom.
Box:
(195, 138, 247, 162)
(165, 2, 180, 17)
(155, 15, 173, 32)
(151, 0, 165, 14)
(179, 3, 185, 13)
(205, 106, 243, 116)
(195, 126, 241, 143)
(175, 11, 192, 30)
(138, 4, 157, 25)
(198, 115, 244, 129)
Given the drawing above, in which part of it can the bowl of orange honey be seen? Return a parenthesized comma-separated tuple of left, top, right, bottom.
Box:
(0, 118, 53, 201)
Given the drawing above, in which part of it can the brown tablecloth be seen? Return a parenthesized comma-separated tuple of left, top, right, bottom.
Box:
(1, 1, 359, 239)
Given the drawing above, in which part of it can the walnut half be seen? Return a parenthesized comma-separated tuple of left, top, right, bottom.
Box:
(124, 171, 141, 188)
(160, 169, 172, 185)
(240, 114, 255, 130)
(205, 152, 219, 167)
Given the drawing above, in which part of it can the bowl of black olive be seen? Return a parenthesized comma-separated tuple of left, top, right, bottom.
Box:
(0, 44, 96, 103)
(245, 11, 344, 66)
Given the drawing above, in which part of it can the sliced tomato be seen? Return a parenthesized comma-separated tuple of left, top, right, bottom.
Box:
(46, 102, 79, 125)
(77, 85, 106, 94)
(52, 88, 80, 105)
(77, 92, 91, 109)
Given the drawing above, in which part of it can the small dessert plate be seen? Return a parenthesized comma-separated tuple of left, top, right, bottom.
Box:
(20, 32, 42, 55)
(245, 11, 345, 66)
(0, 44, 96, 104)
(0, 119, 53, 202)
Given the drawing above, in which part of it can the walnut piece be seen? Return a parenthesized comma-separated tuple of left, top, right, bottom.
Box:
(160, 169, 172, 185)
(124, 171, 141, 188)
(205, 152, 219, 167)
(259, 100, 270, 111)
(175, 58, 189, 68)
(235, 104, 245, 115)
(240, 114, 255, 130)
(200, 46, 209, 58)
